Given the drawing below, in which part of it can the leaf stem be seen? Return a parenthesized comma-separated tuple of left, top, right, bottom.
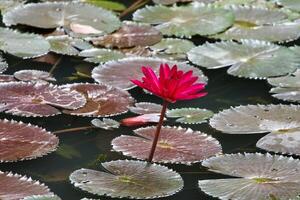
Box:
(53, 126, 94, 134)
(147, 100, 168, 162)
(120, 0, 150, 18)
(49, 55, 62, 75)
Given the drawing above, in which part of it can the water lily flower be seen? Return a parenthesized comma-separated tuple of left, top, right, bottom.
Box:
(131, 63, 207, 162)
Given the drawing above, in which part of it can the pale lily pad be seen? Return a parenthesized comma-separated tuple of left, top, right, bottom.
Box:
(0, 28, 50, 58)
(78, 48, 125, 63)
(188, 40, 300, 79)
(199, 153, 300, 200)
(167, 108, 214, 124)
(14, 70, 56, 83)
(150, 38, 195, 54)
(270, 87, 300, 103)
(91, 21, 162, 48)
(0, 82, 86, 117)
(129, 102, 162, 115)
(0, 0, 24, 13)
(133, 2, 234, 37)
(91, 118, 120, 130)
(112, 126, 222, 164)
(63, 83, 134, 117)
(0, 171, 53, 199)
(46, 35, 92, 55)
(274, 0, 300, 12)
(0, 54, 8, 73)
(22, 195, 61, 200)
(92, 57, 208, 90)
(70, 160, 183, 199)
(3, 2, 121, 36)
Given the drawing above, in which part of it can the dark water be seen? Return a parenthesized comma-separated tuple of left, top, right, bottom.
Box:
(0, 0, 291, 200)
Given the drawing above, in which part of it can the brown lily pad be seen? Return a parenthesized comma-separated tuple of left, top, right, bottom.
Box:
(0, 82, 86, 117)
(14, 70, 56, 83)
(0, 119, 58, 162)
(0, 75, 15, 82)
(112, 126, 222, 164)
(63, 83, 134, 117)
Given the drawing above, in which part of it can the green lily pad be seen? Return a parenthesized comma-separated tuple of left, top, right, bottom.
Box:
(70, 160, 183, 199)
(0, 28, 50, 58)
(78, 48, 125, 63)
(3, 2, 121, 35)
(199, 153, 300, 200)
(188, 40, 300, 79)
(167, 108, 214, 124)
(133, 2, 234, 37)
(91, 118, 120, 130)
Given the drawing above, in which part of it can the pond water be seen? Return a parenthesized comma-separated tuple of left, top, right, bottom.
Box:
(0, 0, 295, 200)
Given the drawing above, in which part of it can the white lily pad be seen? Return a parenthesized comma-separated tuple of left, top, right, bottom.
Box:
(129, 102, 162, 115)
(92, 57, 208, 90)
(133, 2, 234, 37)
(150, 38, 195, 54)
(0, 28, 50, 58)
(69, 160, 183, 199)
(188, 40, 300, 79)
(78, 48, 125, 63)
(22, 195, 61, 200)
(271, 87, 300, 103)
(167, 108, 214, 124)
(112, 126, 222, 164)
(199, 153, 300, 200)
(0, 54, 8, 73)
(3, 2, 121, 36)
(0, 0, 24, 13)
(91, 118, 120, 130)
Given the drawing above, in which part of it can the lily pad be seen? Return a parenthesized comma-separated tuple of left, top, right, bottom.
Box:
(14, 70, 56, 83)
(0, 54, 8, 73)
(133, 2, 234, 37)
(188, 40, 300, 79)
(270, 87, 300, 103)
(0, 82, 86, 117)
(0, 171, 53, 199)
(199, 153, 300, 200)
(78, 48, 125, 63)
(92, 57, 208, 90)
(0, 75, 15, 82)
(0, 119, 58, 162)
(91, 21, 162, 48)
(150, 38, 195, 54)
(0, 28, 50, 58)
(3, 2, 121, 36)
(0, 0, 24, 13)
(91, 118, 120, 130)
(153, 0, 217, 5)
(46, 35, 92, 55)
(69, 160, 183, 199)
(129, 102, 162, 115)
(112, 126, 222, 164)
(167, 108, 214, 124)
(22, 195, 61, 200)
(63, 83, 134, 117)
(274, 0, 300, 12)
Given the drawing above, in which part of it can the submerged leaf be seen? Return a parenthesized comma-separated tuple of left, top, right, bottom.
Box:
(0, 119, 58, 162)
(129, 102, 162, 115)
(133, 2, 234, 37)
(0, 28, 50, 58)
(188, 40, 300, 79)
(14, 70, 56, 83)
(78, 48, 125, 63)
(167, 108, 214, 124)
(92, 57, 207, 90)
(91, 118, 120, 130)
(3, 2, 121, 35)
(199, 153, 300, 200)
(91, 21, 162, 48)
(0, 171, 53, 199)
(112, 126, 222, 164)
(63, 83, 134, 117)
(70, 160, 183, 199)
(0, 82, 86, 117)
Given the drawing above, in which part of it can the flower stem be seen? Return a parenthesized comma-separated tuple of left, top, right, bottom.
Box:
(120, 0, 150, 18)
(147, 100, 168, 162)
(53, 126, 94, 135)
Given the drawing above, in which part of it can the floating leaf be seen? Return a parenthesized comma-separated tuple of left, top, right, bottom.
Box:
(150, 38, 195, 54)
(92, 57, 208, 90)
(133, 2, 234, 37)
(0, 0, 24, 13)
(121, 46, 152, 57)
(46, 35, 92, 55)
(153, 0, 217, 5)
(78, 48, 125, 63)
(63, 83, 134, 117)
(129, 102, 162, 115)
(91, 118, 120, 130)
(0, 119, 58, 162)
(3, 2, 121, 35)
(14, 70, 56, 83)
(270, 87, 300, 103)
(112, 126, 222, 164)
(188, 40, 300, 79)
(199, 153, 300, 200)
(167, 108, 214, 124)
(274, 0, 300, 12)
(22, 195, 61, 200)
(0, 54, 8, 73)
(0, 82, 86, 117)
(81, 0, 126, 11)
(70, 160, 183, 199)
(0, 28, 50, 58)
(0, 171, 53, 199)
(0, 75, 15, 82)
(91, 21, 162, 48)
